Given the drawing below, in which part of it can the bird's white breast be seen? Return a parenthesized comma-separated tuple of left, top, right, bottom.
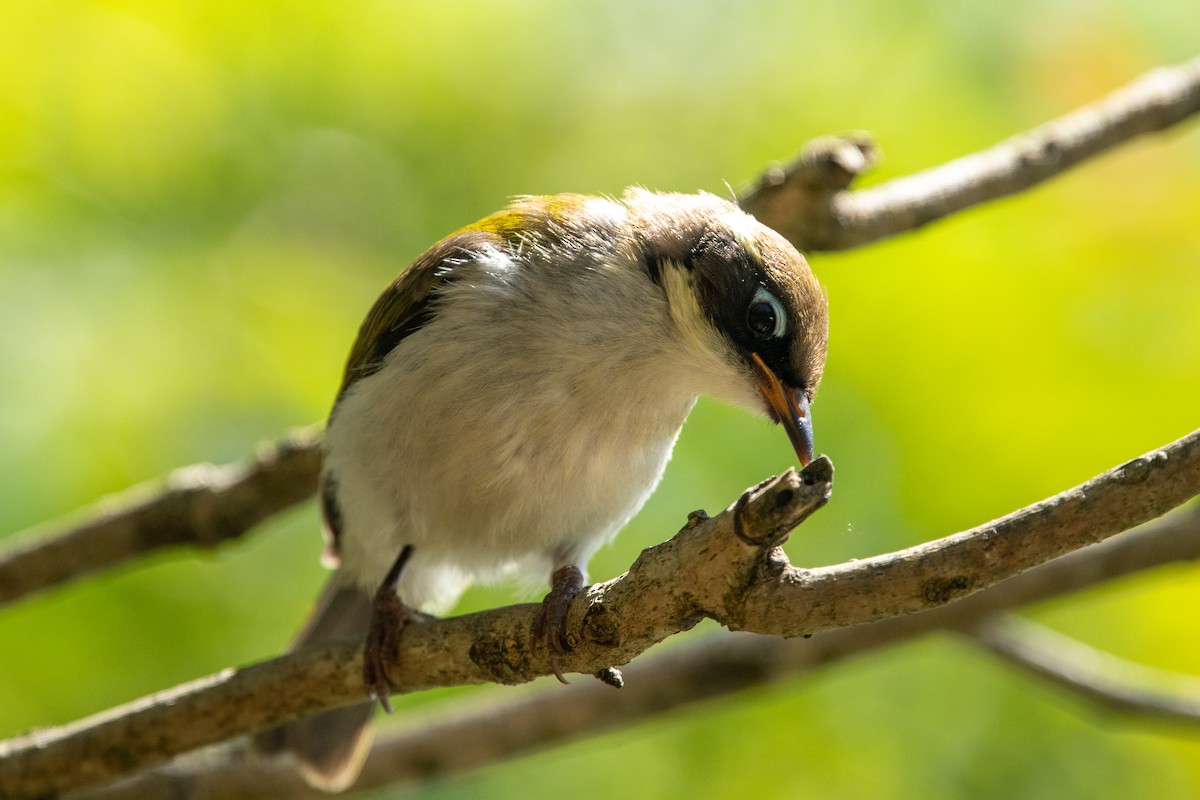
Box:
(324, 245, 704, 608)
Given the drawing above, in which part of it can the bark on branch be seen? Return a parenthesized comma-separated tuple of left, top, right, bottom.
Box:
(4, 428, 1199, 799)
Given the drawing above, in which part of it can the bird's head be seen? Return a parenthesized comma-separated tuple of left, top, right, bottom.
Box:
(626, 189, 829, 465)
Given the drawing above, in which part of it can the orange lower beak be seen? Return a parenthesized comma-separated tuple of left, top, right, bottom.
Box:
(750, 353, 814, 466)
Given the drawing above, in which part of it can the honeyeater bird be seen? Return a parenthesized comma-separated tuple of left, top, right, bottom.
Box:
(257, 188, 829, 790)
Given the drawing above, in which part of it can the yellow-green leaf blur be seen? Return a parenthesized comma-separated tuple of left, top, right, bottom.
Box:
(1, 2, 1198, 798)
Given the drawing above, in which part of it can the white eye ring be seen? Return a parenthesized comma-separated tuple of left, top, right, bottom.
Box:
(747, 286, 787, 339)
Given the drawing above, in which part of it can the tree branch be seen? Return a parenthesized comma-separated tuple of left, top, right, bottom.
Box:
(740, 55, 1200, 250)
(69, 492, 1200, 800)
(736, 428, 1200, 635)
(973, 615, 1200, 725)
(0, 428, 320, 607)
(5, 428, 1200, 798)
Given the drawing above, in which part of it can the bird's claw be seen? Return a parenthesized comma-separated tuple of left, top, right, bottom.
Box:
(531, 565, 585, 683)
(362, 545, 428, 713)
(363, 589, 419, 713)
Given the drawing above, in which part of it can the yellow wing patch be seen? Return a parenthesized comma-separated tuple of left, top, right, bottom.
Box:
(459, 194, 596, 246)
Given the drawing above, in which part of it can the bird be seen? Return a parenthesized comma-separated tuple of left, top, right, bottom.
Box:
(256, 187, 829, 791)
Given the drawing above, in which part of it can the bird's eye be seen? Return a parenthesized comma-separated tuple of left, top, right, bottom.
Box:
(746, 286, 787, 339)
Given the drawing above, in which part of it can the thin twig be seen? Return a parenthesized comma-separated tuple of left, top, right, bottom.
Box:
(69, 502, 1200, 800)
(0, 428, 321, 607)
(4, 428, 1200, 799)
(973, 615, 1200, 725)
(741, 55, 1200, 250)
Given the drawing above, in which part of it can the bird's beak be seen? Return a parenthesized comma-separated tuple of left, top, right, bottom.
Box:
(750, 353, 814, 466)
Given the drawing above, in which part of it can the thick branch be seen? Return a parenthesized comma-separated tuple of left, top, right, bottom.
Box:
(5, 429, 1200, 798)
(736, 428, 1200, 635)
(741, 56, 1200, 250)
(973, 615, 1200, 725)
(0, 428, 320, 607)
(71, 502, 1200, 800)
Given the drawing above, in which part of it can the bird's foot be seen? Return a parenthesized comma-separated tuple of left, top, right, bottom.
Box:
(531, 565, 585, 683)
(362, 546, 429, 714)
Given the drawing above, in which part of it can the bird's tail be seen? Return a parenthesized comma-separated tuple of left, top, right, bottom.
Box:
(254, 577, 375, 793)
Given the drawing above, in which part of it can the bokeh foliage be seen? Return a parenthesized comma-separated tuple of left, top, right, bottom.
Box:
(1, 1, 1199, 798)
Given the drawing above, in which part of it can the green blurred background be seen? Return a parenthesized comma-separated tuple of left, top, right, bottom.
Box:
(2, 1, 1199, 797)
